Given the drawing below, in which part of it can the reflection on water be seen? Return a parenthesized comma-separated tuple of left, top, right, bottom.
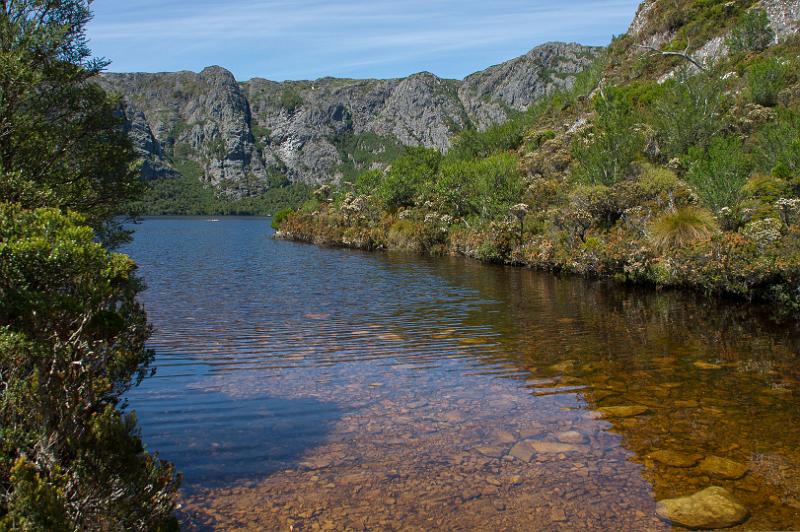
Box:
(123, 217, 800, 530)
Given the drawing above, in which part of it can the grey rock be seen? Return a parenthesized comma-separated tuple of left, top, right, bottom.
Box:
(763, 0, 800, 40)
(459, 42, 601, 131)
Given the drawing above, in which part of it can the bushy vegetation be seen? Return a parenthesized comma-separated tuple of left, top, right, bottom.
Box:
(0, 1, 178, 528)
(726, 8, 775, 54)
(276, 24, 800, 312)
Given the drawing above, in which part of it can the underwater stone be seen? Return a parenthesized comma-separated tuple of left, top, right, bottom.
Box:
(656, 486, 749, 529)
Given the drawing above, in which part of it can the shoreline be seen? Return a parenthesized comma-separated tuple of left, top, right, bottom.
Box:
(275, 219, 800, 318)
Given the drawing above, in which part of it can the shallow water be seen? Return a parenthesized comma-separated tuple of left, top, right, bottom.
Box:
(123, 216, 800, 530)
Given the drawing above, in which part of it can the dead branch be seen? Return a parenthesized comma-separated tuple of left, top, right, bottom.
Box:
(634, 44, 708, 72)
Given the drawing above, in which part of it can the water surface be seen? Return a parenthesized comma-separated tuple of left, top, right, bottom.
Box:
(123, 216, 800, 530)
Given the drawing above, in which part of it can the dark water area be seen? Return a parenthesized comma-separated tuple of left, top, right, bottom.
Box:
(122, 216, 800, 530)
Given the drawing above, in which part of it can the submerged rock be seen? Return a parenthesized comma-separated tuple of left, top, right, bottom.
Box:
(474, 445, 506, 459)
(656, 486, 749, 529)
(529, 441, 579, 454)
(648, 449, 701, 468)
(508, 441, 536, 462)
(694, 361, 722, 370)
(549, 360, 575, 373)
(698, 456, 749, 480)
(491, 429, 517, 444)
(555, 430, 588, 444)
(597, 406, 649, 418)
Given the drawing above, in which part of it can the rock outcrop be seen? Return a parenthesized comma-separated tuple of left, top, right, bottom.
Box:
(459, 42, 599, 130)
(100, 42, 601, 196)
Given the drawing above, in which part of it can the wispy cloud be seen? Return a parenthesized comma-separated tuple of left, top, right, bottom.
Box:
(88, 0, 640, 80)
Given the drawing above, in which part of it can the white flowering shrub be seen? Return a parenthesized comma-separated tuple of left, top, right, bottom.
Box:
(775, 198, 800, 226)
(742, 217, 784, 248)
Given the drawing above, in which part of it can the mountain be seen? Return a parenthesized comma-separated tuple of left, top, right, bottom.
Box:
(99, 42, 601, 197)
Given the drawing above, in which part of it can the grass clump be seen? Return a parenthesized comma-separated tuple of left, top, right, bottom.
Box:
(649, 207, 718, 250)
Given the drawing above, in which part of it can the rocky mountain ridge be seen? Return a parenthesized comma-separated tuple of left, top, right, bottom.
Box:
(100, 42, 600, 196)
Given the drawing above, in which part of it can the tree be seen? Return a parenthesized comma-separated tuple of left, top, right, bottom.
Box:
(0, 1, 179, 528)
(0, 0, 143, 240)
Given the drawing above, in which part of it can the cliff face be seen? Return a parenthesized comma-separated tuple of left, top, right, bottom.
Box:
(100, 42, 601, 196)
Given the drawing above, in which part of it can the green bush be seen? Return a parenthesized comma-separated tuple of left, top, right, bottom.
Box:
(747, 57, 790, 107)
(685, 136, 751, 211)
(741, 174, 790, 203)
(751, 109, 800, 179)
(377, 147, 441, 210)
(649, 70, 730, 160)
(0, 205, 178, 530)
(470, 154, 523, 219)
(726, 9, 775, 54)
(572, 91, 642, 186)
(279, 89, 304, 114)
(354, 169, 383, 195)
(271, 208, 294, 230)
(450, 119, 526, 159)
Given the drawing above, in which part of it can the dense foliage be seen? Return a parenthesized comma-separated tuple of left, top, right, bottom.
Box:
(0, 1, 178, 529)
(129, 175, 312, 216)
(0, 0, 143, 241)
(277, 10, 800, 312)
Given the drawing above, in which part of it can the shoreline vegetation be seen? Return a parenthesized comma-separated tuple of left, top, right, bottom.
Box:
(276, 7, 800, 314)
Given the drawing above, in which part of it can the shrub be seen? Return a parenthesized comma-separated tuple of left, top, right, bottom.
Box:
(751, 109, 800, 179)
(562, 184, 617, 240)
(377, 147, 441, 210)
(279, 89, 304, 114)
(470, 153, 523, 219)
(746, 57, 790, 107)
(741, 174, 790, 203)
(572, 91, 642, 186)
(649, 207, 718, 250)
(450, 119, 526, 159)
(385, 219, 421, 251)
(615, 164, 697, 216)
(726, 9, 775, 54)
(0, 205, 178, 530)
(649, 70, 730, 160)
(525, 129, 557, 151)
(354, 169, 383, 195)
(684, 136, 751, 211)
(271, 208, 294, 230)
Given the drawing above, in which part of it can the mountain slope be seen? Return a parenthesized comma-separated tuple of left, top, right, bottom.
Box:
(99, 42, 601, 197)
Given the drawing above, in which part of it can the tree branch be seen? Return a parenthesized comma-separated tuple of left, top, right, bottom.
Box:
(633, 44, 708, 72)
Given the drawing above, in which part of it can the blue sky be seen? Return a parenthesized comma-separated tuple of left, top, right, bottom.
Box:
(88, 0, 641, 81)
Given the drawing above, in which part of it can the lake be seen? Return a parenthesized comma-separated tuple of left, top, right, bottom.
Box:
(122, 216, 800, 530)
